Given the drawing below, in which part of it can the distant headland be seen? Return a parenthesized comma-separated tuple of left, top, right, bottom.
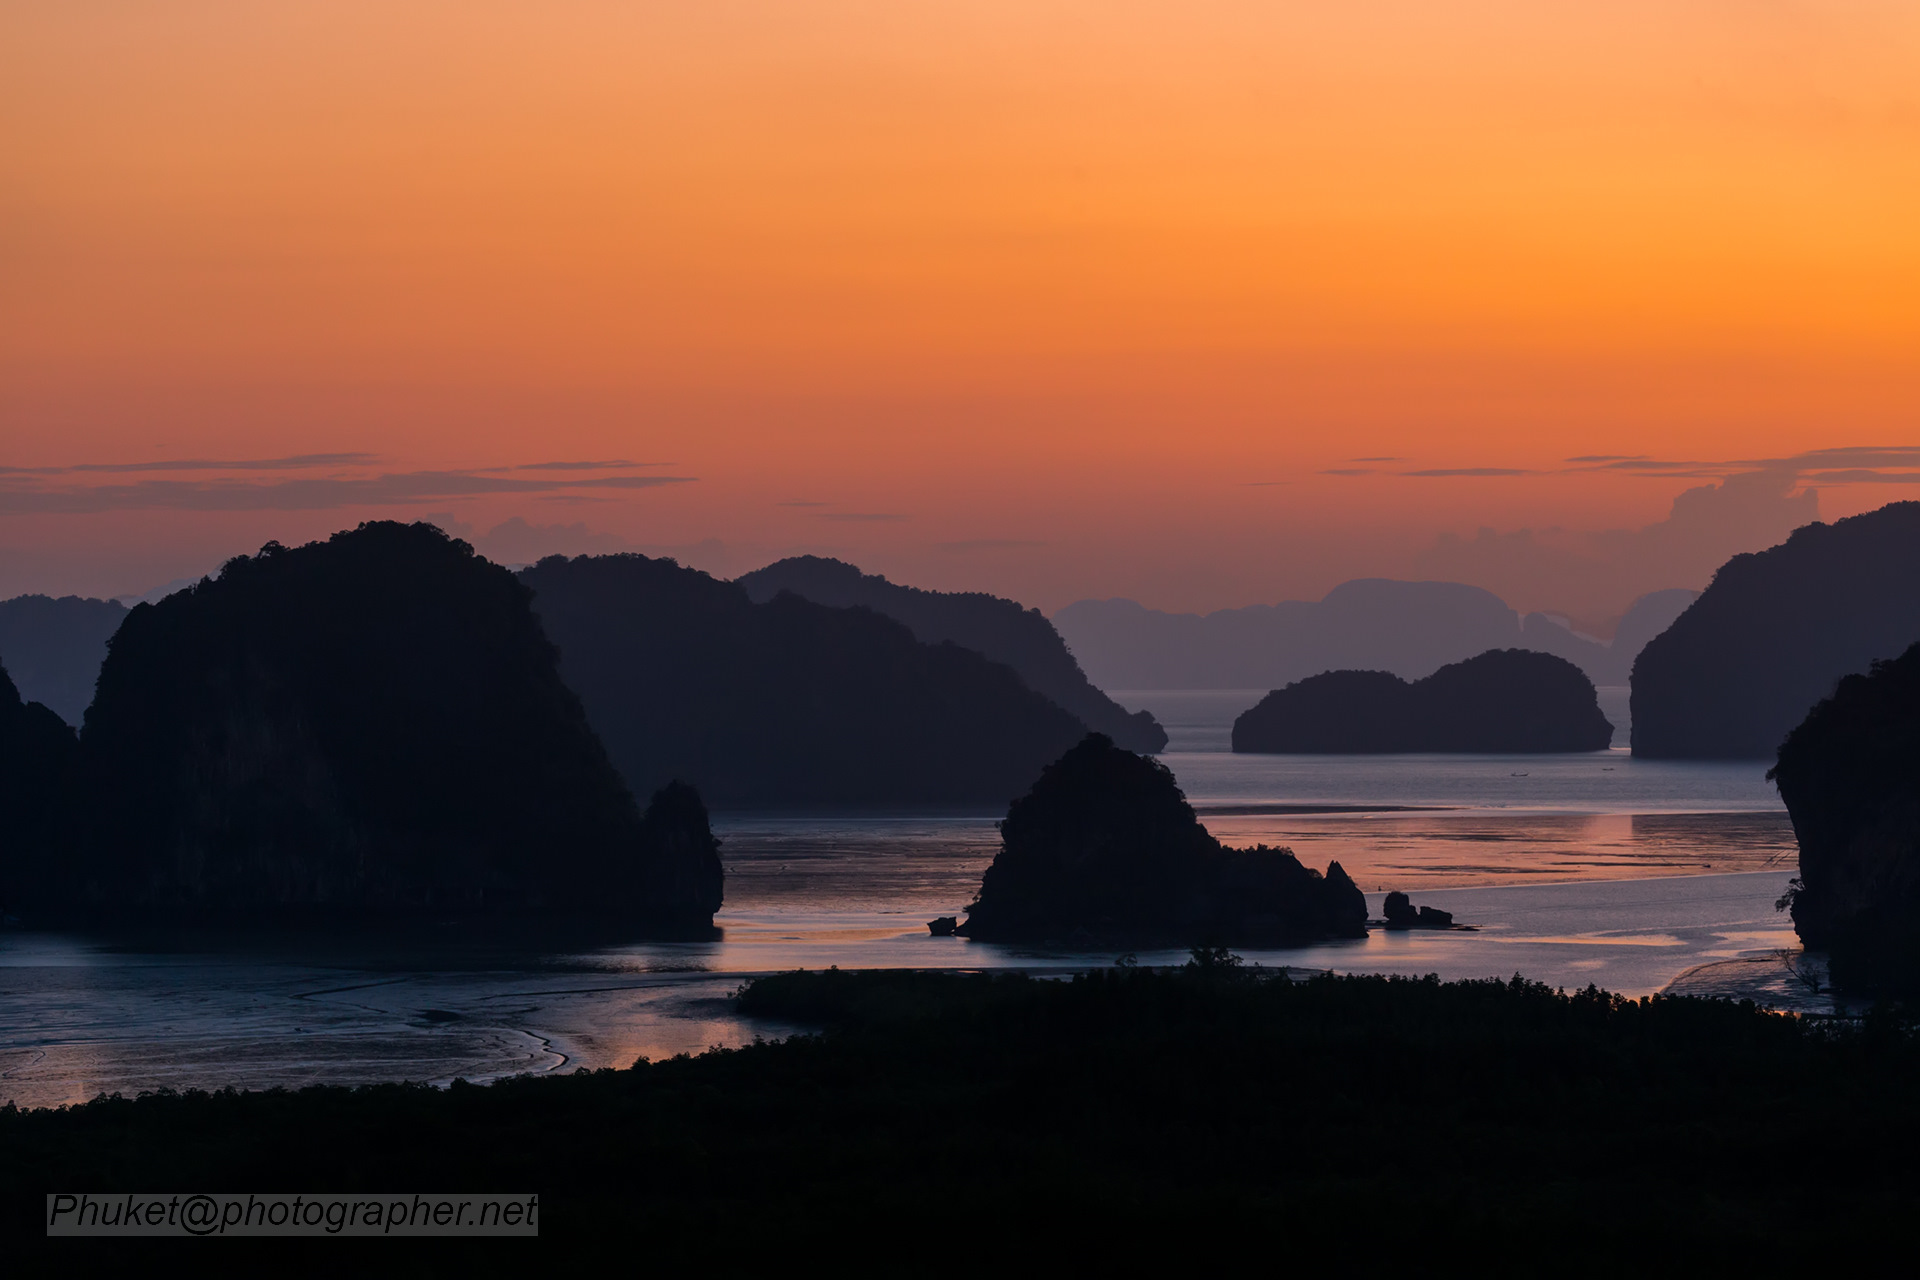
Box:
(1231, 648, 1612, 754)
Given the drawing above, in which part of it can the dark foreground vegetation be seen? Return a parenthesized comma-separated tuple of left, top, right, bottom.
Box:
(1232, 647, 1612, 753)
(6, 964, 1917, 1268)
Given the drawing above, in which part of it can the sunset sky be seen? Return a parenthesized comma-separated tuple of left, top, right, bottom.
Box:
(5, 1, 1918, 624)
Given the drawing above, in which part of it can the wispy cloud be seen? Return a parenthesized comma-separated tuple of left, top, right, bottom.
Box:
(1403, 468, 1536, 478)
(815, 512, 908, 522)
(506, 459, 669, 471)
(0, 453, 378, 476)
(0, 471, 694, 515)
(1350, 456, 1402, 462)
(1320, 468, 1376, 477)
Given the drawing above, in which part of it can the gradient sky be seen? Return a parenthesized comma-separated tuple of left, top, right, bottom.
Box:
(5, 2, 1918, 621)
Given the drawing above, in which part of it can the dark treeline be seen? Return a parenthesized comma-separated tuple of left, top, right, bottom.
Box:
(1232, 648, 1612, 753)
(737, 555, 1167, 751)
(0, 523, 721, 931)
(521, 552, 1087, 806)
(958, 733, 1366, 944)
(1635, 501, 1920, 759)
(5, 966, 1917, 1266)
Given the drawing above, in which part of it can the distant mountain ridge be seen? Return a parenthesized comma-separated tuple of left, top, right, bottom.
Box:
(737, 555, 1165, 752)
(0, 594, 127, 726)
(525, 553, 1088, 806)
(1634, 502, 1920, 759)
(1053, 580, 1695, 691)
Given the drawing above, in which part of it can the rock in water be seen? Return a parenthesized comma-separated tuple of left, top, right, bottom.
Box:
(67, 522, 707, 928)
(1771, 640, 1920, 990)
(1232, 649, 1612, 753)
(0, 662, 80, 912)
(958, 734, 1367, 945)
(636, 781, 724, 930)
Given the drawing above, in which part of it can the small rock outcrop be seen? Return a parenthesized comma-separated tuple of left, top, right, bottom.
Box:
(635, 781, 724, 932)
(957, 734, 1368, 945)
(1232, 649, 1612, 754)
(1634, 501, 1920, 759)
(1382, 891, 1455, 930)
(1770, 640, 1920, 990)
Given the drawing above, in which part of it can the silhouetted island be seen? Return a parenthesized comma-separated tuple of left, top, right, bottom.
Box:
(51, 522, 717, 929)
(1382, 891, 1454, 929)
(0, 662, 79, 913)
(957, 734, 1367, 945)
(0, 593, 126, 726)
(520, 552, 1087, 807)
(1770, 640, 1920, 991)
(1634, 501, 1920, 759)
(1231, 649, 1612, 753)
(737, 555, 1166, 752)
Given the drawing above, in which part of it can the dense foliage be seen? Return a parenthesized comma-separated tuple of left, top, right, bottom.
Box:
(1232, 647, 1612, 753)
(520, 552, 1086, 806)
(737, 554, 1166, 751)
(5, 965, 1916, 1268)
(960, 733, 1367, 943)
(1633, 501, 1920, 759)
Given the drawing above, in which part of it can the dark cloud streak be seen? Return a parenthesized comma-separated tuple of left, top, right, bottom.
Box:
(0, 471, 694, 515)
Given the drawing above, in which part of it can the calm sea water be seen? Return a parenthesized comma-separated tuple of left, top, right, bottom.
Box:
(0, 689, 1811, 1111)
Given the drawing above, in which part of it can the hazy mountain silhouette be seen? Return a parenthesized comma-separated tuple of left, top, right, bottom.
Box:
(0, 662, 79, 912)
(61, 522, 709, 927)
(957, 734, 1367, 944)
(1770, 641, 1920, 991)
(738, 555, 1166, 751)
(1413, 468, 1816, 626)
(521, 553, 1087, 807)
(1053, 578, 1683, 690)
(1232, 649, 1612, 753)
(1633, 503, 1920, 759)
(0, 594, 127, 726)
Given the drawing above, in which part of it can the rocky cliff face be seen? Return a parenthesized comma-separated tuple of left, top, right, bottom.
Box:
(66, 522, 705, 927)
(1771, 640, 1920, 990)
(1232, 648, 1612, 753)
(737, 555, 1166, 752)
(522, 552, 1088, 807)
(958, 734, 1367, 945)
(1634, 502, 1920, 759)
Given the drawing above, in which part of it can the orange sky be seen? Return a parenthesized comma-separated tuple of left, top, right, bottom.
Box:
(4, 1, 1918, 617)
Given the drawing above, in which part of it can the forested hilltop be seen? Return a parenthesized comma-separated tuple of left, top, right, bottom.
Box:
(2, 523, 719, 930)
(522, 553, 1088, 807)
(1634, 502, 1920, 758)
(738, 555, 1165, 752)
